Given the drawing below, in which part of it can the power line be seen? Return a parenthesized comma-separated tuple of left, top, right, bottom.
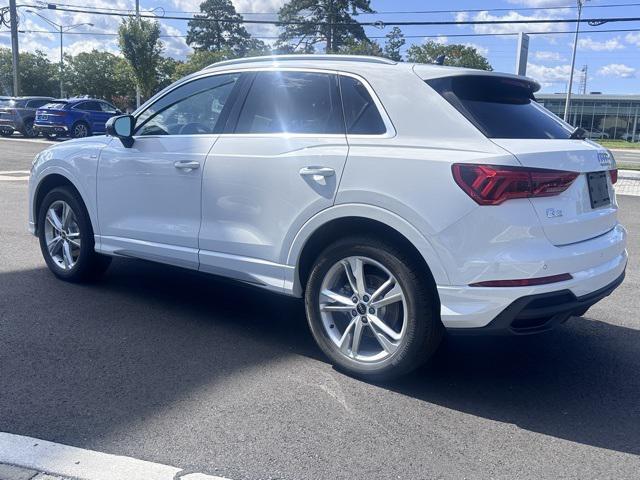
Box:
(27, 5, 640, 28)
(31, 1, 640, 16)
(7, 27, 640, 40)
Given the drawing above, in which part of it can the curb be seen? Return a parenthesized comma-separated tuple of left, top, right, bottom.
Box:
(0, 433, 231, 480)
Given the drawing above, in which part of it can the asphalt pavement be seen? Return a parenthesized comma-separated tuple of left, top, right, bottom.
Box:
(1, 138, 640, 479)
(612, 148, 640, 165)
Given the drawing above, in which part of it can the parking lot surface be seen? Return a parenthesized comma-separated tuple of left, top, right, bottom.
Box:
(1, 138, 639, 479)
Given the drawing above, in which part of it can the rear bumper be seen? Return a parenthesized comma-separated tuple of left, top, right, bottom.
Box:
(448, 270, 625, 335)
(0, 119, 18, 131)
(34, 124, 68, 134)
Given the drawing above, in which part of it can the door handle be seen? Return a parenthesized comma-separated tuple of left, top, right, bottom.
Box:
(299, 166, 335, 178)
(174, 161, 200, 170)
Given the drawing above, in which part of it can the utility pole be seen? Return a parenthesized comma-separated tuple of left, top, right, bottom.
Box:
(564, 0, 585, 123)
(135, 0, 141, 108)
(9, 0, 20, 96)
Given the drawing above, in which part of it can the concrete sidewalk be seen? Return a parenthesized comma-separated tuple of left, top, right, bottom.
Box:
(617, 169, 640, 196)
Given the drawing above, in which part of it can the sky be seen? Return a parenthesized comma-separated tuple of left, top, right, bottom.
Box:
(2, 0, 640, 94)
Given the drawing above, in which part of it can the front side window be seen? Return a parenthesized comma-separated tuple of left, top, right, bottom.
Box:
(427, 75, 573, 139)
(235, 71, 343, 134)
(136, 73, 239, 136)
(99, 102, 117, 113)
(339, 76, 386, 135)
(75, 101, 101, 111)
(27, 99, 49, 108)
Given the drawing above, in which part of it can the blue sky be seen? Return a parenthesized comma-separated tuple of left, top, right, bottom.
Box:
(3, 0, 640, 94)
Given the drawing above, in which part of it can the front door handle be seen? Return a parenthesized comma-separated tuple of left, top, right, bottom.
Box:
(299, 166, 335, 178)
(174, 161, 200, 170)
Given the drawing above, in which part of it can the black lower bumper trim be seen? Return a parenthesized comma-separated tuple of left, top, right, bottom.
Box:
(448, 270, 625, 336)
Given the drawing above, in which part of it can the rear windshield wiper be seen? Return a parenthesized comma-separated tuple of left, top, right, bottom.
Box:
(569, 127, 587, 139)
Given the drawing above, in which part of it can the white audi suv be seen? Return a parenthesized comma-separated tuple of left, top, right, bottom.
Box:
(28, 55, 627, 379)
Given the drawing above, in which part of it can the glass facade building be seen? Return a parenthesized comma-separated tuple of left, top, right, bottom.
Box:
(536, 94, 640, 142)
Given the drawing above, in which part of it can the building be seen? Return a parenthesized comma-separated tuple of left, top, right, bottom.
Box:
(536, 93, 640, 142)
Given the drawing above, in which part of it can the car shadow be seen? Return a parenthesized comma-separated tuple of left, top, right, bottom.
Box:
(0, 258, 639, 458)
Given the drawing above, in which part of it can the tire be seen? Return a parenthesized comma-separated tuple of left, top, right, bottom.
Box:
(37, 186, 111, 282)
(0, 128, 13, 137)
(21, 119, 36, 138)
(71, 122, 90, 139)
(305, 235, 443, 381)
(43, 133, 57, 140)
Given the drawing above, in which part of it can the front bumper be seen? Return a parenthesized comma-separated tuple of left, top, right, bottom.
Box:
(448, 270, 625, 335)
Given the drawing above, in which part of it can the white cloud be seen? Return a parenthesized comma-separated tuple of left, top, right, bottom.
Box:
(534, 51, 565, 61)
(626, 32, 640, 46)
(160, 24, 191, 59)
(598, 63, 636, 78)
(526, 62, 574, 83)
(468, 10, 568, 35)
(576, 37, 624, 51)
(432, 36, 448, 45)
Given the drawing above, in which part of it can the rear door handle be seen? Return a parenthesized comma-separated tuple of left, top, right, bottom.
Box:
(299, 166, 335, 178)
(174, 161, 200, 170)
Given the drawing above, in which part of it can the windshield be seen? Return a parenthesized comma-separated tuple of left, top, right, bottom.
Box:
(43, 102, 68, 110)
(426, 75, 573, 139)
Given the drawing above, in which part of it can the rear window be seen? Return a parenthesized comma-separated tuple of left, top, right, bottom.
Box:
(43, 102, 68, 110)
(427, 76, 572, 139)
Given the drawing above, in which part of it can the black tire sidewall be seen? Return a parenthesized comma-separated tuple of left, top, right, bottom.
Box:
(305, 237, 441, 380)
(37, 187, 97, 281)
(21, 119, 35, 138)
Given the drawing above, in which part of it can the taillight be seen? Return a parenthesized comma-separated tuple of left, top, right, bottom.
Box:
(610, 169, 618, 184)
(452, 163, 578, 206)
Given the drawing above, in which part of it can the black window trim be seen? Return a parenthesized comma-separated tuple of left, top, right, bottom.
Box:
(130, 67, 396, 139)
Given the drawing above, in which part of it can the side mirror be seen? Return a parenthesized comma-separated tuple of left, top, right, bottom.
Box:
(106, 114, 135, 148)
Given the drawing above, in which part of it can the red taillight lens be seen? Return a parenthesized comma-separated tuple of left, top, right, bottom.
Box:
(452, 164, 579, 206)
(470, 273, 573, 287)
(610, 169, 618, 184)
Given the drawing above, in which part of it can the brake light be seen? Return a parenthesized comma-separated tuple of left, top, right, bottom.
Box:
(470, 273, 573, 287)
(452, 164, 578, 206)
(610, 169, 618, 184)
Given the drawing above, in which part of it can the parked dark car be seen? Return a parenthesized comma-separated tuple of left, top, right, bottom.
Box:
(34, 98, 121, 139)
(0, 96, 54, 138)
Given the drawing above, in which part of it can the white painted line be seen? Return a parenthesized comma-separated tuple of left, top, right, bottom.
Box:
(0, 176, 29, 181)
(0, 171, 30, 175)
(0, 432, 230, 480)
(0, 137, 55, 145)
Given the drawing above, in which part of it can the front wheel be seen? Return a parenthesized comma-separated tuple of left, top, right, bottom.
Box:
(21, 119, 36, 138)
(305, 236, 443, 380)
(37, 187, 111, 282)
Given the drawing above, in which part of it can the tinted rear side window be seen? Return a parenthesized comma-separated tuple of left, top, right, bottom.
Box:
(427, 76, 572, 139)
(235, 71, 343, 134)
(339, 76, 386, 135)
(27, 99, 50, 108)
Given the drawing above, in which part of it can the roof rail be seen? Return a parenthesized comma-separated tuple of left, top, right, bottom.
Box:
(204, 54, 396, 70)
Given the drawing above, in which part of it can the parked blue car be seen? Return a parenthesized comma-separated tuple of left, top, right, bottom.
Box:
(34, 98, 121, 139)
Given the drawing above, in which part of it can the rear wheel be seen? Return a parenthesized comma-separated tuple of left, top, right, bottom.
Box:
(71, 122, 90, 138)
(21, 119, 36, 138)
(305, 236, 443, 380)
(0, 128, 13, 137)
(37, 187, 111, 282)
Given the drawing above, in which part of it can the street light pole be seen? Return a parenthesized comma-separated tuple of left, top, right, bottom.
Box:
(9, 0, 20, 96)
(564, 0, 585, 123)
(26, 10, 92, 98)
(135, 0, 141, 108)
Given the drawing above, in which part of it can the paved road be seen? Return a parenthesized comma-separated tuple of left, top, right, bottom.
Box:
(0, 137, 54, 171)
(612, 148, 640, 165)
(1, 138, 639, 479)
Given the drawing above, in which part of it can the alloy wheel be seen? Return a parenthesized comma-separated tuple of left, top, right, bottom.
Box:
(318, 256, 407, 363)
(74, 123, 88, 138)
(43, 200, 82, 270)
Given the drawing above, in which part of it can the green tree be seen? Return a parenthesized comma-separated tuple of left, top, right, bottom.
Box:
(338, 38, 383, 56)
(156, 56, 182, 91)
(0, 48, 57, 96)
(64, 50, 135, 105)
(118, 17, 164, 99)
(186, 0, 266, 56)
(407, 41, 492, 70)
(278, 0, 374, 53)
(384, 27, 405, 62)
(172, 49, 231, 80)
